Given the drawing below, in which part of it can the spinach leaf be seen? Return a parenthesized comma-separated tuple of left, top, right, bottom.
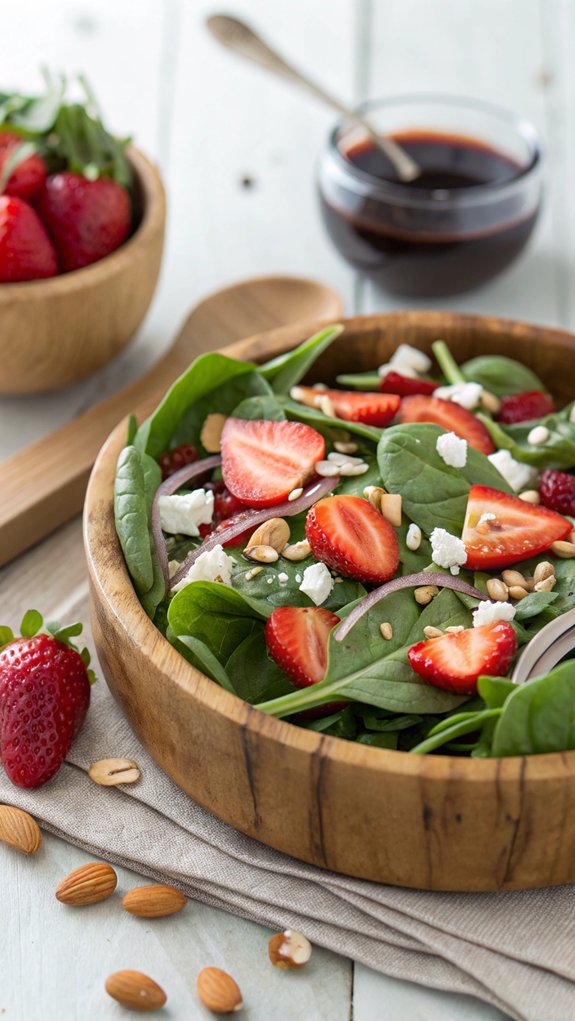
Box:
(172, 370, 272, 450)
(256, 589, 469, 717)
(281, 397, 381, 445)
(460, 355, 546, 396)
(232, 394, 285, 421)
(481, 404, 575, 470)
(513, 591, 558, 621)
(172, 633, 237, 694)
(225, 631, 294, 703)
(260, 325, 343, 393)
(114, 445, 156, 594)
(377, 423, 512, 535)
(491, 661, 575, 756)
(227, 548, 365, 612)
(135, 353, 263, 458)
(168, 581, 271, 671)
(477, 675, 516, 709)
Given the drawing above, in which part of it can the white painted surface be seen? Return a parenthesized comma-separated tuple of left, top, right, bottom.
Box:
(0, 0, 570, 1017)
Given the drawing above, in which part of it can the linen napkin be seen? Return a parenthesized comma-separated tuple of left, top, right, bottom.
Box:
(1, 678, 574, 1021)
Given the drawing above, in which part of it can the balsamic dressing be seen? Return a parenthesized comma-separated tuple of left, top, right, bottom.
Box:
(319, 131, 539, 297)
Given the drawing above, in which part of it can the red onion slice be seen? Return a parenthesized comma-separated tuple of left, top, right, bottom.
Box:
(170, 474, 339, 589)
(151, 456, 222, 588)
(334, 572, 485, 642)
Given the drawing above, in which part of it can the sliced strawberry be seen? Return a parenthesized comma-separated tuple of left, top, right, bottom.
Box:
(221, 418, 325, 507)
(265, 606, 340, 688)
(497, 390, 555, 425)
(408, 623, 517, 695)
(462, 485, 572, 569)
(379, 371, 438, 397)
(305, 495, 400, 584)
(398, 395, 494, 455)
(292, 386, 400, 427)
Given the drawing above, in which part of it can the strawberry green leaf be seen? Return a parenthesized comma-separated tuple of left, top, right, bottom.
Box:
(0, 625, 14, 647)
(46, 620, 61, 635)
(87, 668, 97, 686)
(52, 622, 84, 644)
(80, 647, 91, 667)
(20, 609, 43, 637)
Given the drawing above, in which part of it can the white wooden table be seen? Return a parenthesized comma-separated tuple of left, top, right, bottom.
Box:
(1, 1, 572, 1016)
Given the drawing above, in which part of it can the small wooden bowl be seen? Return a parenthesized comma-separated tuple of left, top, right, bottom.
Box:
(0, 147, 165, 395)
(85, 311, 575, 891)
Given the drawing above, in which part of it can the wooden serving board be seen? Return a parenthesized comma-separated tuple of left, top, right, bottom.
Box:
(0, 275, 341, 567)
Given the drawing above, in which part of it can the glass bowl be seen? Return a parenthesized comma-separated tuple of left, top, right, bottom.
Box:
(317, 95, 542, 297)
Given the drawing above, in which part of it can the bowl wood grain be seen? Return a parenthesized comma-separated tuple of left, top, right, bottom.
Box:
(0, 147, 165, 395)
(85, 311, 575, 891)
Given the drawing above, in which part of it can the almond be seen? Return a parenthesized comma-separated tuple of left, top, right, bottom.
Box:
(105, 970, 167, 1012)
(268, 929, 312, 969)
(245, 518, 290, 554)
(56, 862, 117, 906)
(197, 967, 243, 1014)
(0, 804, 42, 855)
(123, 884, 187, 918)
(200, 413, 227, 453)
(379, 493, 402, 527)
(242, 544, 279, 564)
(88, 757, 141, 786)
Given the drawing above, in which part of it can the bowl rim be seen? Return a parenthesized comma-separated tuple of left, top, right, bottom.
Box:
(85, 310, 575, 780)
(0, 145, 165, 300)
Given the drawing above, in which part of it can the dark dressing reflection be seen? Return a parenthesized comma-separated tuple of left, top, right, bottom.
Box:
(320, 131, 539, 296)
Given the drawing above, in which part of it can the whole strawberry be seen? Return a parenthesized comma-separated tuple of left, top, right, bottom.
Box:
(0, 195, 58, 282)
(0, 612, 93, 789)
(0, 132, 47, 200)
(538, 468, 575, 517)
(38, 171, 131, 271)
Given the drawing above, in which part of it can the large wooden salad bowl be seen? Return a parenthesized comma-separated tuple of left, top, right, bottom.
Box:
(84, 311, 575, 892)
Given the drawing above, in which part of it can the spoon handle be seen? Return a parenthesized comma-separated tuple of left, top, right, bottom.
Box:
(207, 14, 420, 183)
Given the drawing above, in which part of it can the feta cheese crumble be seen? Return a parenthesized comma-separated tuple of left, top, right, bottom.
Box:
(430, 528, 468, 575)
(472, 600, 517, 628)
(171, 543, 233, 592)
(277, 572, 289, 586)
(436, 431, 467, 468)
(434, 381, 483, 410)
(378, 343, 431, 378)
(299, 562, 334, 606)
(487, 450, 537, 493)
(159, 489, 214, 536)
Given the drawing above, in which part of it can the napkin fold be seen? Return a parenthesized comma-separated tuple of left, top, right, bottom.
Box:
(1, 679, 574, 1021)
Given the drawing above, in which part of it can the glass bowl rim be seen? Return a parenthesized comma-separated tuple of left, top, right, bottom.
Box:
(327, 92, 542, 207)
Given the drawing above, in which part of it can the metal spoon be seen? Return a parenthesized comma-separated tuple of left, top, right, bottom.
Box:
(207, 13, 421, 184)
(512, 607, 575, 683)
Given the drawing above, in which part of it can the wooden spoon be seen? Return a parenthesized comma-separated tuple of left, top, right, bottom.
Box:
(207, 14, 421, 183)
(0, 274, 342, 567)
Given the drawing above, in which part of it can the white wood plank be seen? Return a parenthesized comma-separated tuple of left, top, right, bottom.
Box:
(359, 0, 562, 326)
(353, 963, 512, 1021)
(159, 0, 358, 337)
(0, 831, 352, 1021)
